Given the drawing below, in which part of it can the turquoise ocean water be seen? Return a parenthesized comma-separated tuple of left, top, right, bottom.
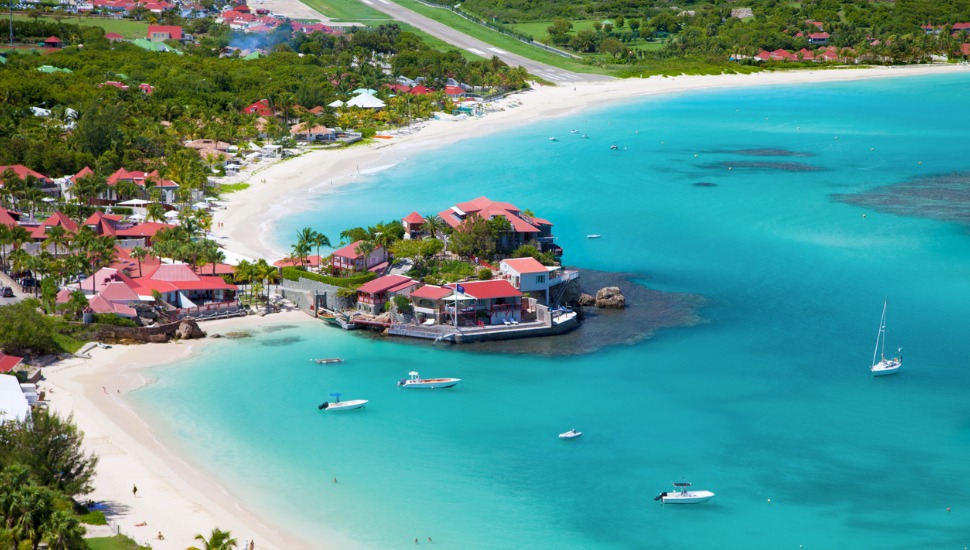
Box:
(133, 72, 970, 549)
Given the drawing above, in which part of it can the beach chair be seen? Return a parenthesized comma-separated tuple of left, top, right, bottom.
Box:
(503, 318, 512, 326)
(510, 318, 519, 325)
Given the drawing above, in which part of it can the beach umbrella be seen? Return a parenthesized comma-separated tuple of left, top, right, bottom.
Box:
(328, 99, 344, 108)
(351, 88, 377, 95)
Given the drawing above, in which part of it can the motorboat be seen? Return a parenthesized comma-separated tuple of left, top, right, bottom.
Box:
(587, 234, 602, 239)
(610, 144, 618, 150)
(559, 429, 582, 439)
(549, 137, 558, 141)
(654, 482, 714, 504)
(311, 358, 343, 364)
(870, 298, 902, 376)
(318, 393, 367, 411)
(397, 371, 461, 389)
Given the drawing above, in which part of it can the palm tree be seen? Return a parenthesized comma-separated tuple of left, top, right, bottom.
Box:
(130, 246, 148, 278)
(295, 227, 317, 267)
(254, 259, 277, 303)
(355, 240, 376, 272)
(233, 259, 255, 301)
(188, 527, 237, 550)
(0, 224, 11, 268)
(43, 224, 70, 257)
(146, 202, 166, 223)
(421, 214, 444, 239)
(41, 509, 85, 550)
(310, 232, 332, 272)
(71, 174, 107, 226)
(10, 485, 55, 549)
(205, 246, 226, 276)
(291, 241, 311, 268)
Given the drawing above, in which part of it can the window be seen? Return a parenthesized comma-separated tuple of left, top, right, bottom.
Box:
(536, 275, 545, 284)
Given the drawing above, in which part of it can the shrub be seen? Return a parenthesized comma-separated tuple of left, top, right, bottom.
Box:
(392, 294, 413, 314)
(91, 314, 138, 327)
(79, 510, 107, 525)
(477, 268, 493, 280)
(281, 266, 376, 287)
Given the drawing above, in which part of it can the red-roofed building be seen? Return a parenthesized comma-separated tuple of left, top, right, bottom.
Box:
(84, 211, 123, 237)
(139, 83, 155, 94)
(401, 211, 426, 239)
(102, 80, 130, 90)
(385, 83, 411, 93)
(274, 255, 323, 269)
(0, 207, 21, 228)
(408, 85, 433, 95)
(105, 32, 124, 42)
(408, 284, 453, 323)
(147, 25, 182, 41)
(133, 263, 236, 307)
(797, 48, 815, 61)
(331, 240, 387, 274)
(115, 222, 175, 247)
(808, 32, 829, 45)
(355, 274, 419, 314)
(42, 36, 63, 48)
(443, 85, 464, 97)
(445, 279, 522, 325)
(437, 196, 558, 256)
(242, 99, 273, 116)
(87, 281, 143, 318)
(498, 257, 577, 303)
(30, 212, 78, 241)
(0, 353, 24, 374)
(0, 165, 50, 186)
(105, 168, 179, 204)
(110, 246, 161, 277)
(77, 267, 141, 296)
(289, 123, 335, 141)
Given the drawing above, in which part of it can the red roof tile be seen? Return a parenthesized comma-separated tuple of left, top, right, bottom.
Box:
(0, 353, 24, 374)
(402, 211, 425, 224)
(0, 164, 49, 183)
(410, 285, 452, 300)
(501, 257, 547, 274)
(356, 274, 416, 295)
(446, 280, 522, 300)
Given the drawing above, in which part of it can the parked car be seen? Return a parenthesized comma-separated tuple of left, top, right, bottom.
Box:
(1, 287, 13, 298)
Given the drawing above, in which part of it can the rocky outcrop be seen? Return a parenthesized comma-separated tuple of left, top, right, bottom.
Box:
(594, 286, 626, 309)
(577, 293, 596, 307)
(175, 319, 206, 340)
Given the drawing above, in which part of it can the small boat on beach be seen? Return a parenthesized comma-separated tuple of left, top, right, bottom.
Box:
(654, 482, 714, 504)
(870, 298, 902, 376)
(587, 234, 602, 239)
(318, 393, 367, 411)
(397, 371, 461, 389)
(311, 358, 343, 364)
(559, 429, 582, 439)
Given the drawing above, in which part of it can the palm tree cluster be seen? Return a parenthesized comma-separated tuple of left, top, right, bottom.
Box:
(233, 258, 278, 305)
(291, 227, 332, 270)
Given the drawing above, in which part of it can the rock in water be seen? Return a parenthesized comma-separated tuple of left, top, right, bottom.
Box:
(577, 293, 597, 307)
(594, 286, 626, 309)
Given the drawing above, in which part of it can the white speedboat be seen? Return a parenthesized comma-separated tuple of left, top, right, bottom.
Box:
(311, 358, 343, 364)
(559, 429, 582, 439)
(654, 482, 714, 504)
(397, 371, 461, 389)
(870, 298, 902, 376)
(318, 393, 367, 411)
(587, 234, 601, 239)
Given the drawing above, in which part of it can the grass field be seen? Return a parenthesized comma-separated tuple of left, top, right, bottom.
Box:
(13, 14, 149, 39)
(296, 0, 391, 22)
(511, 19, 666, 53)
(86, 535, 142, 550)
(396, 23, 483, 60)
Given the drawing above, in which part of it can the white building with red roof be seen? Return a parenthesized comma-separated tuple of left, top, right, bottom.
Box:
(498, 257, 577, 303)
(30, 212, 78, 241)
(445, 279, 523, 325)
(330, 240, 388, 274)
(437, 196, 559, 257)
(0, 165, 50, 186)
(401, 211, 426, 240)
(115, 221, 175, 247)
(133, 263, 236, 308)
(87, 282, 142, 318)
(105, 168, 179, 204)
(355, 274, 419, 314)
(147, 25, 182, 41)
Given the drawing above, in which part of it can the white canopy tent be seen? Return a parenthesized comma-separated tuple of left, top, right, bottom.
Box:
(346, 94, 385, 109)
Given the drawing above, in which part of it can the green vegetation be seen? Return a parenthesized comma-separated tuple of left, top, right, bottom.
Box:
(0, 299, 61, 356)
(79, 509, 107, 525)
(296, 0, 391, 23)
(86, 535, 148, 550)
(281, 266, 376, 287)
(408, 258, 475, 285)
(12, 13, 150, 39)
(217, 182, 250, 194)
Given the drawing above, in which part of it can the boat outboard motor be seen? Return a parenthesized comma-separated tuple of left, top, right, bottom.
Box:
(318, 402, 329, 410)
(397, 378, 407, 387)
(653, 492, 667, 501)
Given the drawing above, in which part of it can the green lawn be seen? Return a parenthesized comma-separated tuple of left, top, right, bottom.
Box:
(86, 535, 143, 550)
(511, 19, 666, 54)
(296, 0, 392, 22)
(13, 14, 149, 39)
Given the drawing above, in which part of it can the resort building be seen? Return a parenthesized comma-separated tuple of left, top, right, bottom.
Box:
(444, 279, 523, 325)
(133, 263, 236, 308)
(498, 257, 578, 304)
(401, 211, 426, 240)
(105, 168, 180, 205)
(437, 196, 561, 257)
(355, 274, 419, 314)
(30, 212, 78, 241)
(330, 240, 388, 274)
(408, 284, 453, 324)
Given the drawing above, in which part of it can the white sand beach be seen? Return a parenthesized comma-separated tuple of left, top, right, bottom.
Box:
(40, 63, 970, 549)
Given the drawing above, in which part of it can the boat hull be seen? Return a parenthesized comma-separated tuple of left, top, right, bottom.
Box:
(871, 360, 901, 376)
(559, 431, 582, 439)
(401, 378, 461, 389)
(662, 490, 714, 504)
(324, 399, 367, 411)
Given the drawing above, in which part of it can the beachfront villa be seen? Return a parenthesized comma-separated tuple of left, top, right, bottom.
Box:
(498, 257, 578, 304)
(436, 196, 561, 257)
(401, 211, 426, 240)
(408, 284, 453, 324)
(330, 240, 388, 274)
(444, 279, 523, 325)
(355, 274, 419, 314)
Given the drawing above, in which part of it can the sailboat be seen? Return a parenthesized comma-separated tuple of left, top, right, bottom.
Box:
(870, 299, 902, 377)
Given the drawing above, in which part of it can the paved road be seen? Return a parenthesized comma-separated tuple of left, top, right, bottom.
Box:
(356, 0, 613, 83)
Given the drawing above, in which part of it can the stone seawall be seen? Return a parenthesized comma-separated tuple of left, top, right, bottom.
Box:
(73, 319, 206, 343)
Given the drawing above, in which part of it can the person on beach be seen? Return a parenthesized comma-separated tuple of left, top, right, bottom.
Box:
(157, 531, 164, 540)
(132, 484, 138, 497)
